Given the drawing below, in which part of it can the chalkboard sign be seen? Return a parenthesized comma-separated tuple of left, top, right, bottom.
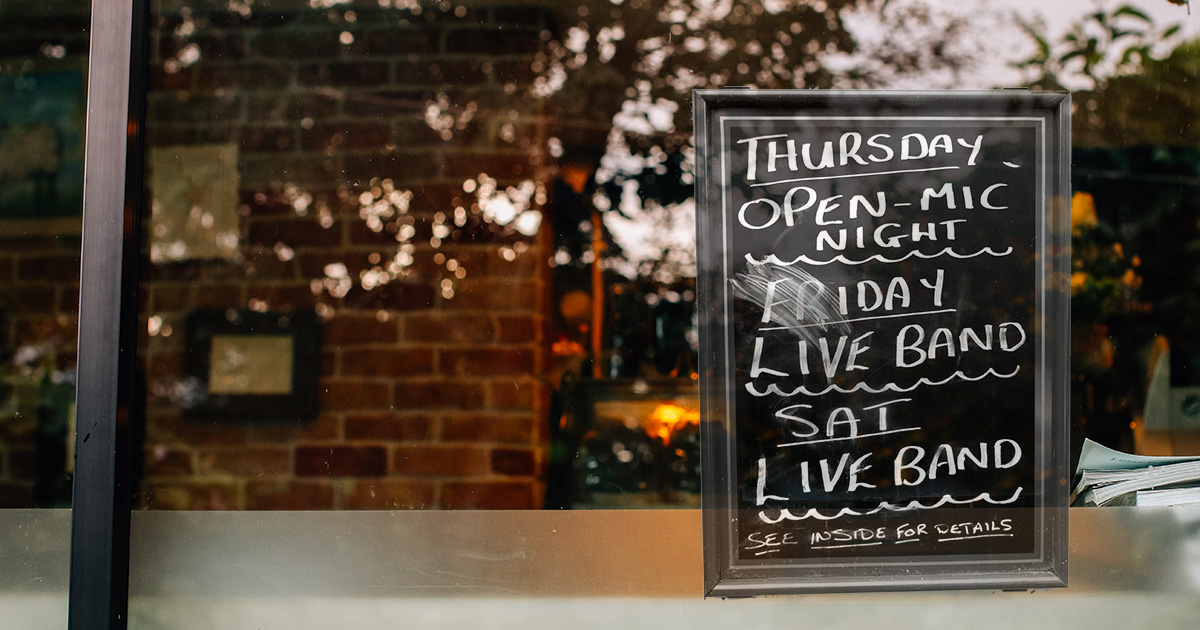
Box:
(695, 91, 1070, 595)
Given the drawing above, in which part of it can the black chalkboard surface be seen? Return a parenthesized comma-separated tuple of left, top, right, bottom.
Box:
(695, 91, 1070, 595)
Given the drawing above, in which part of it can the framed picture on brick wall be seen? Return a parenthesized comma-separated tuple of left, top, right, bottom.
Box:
(0, 69, 86, 234)
(149, 144, 241, 262)
(183, 308, 321, 423)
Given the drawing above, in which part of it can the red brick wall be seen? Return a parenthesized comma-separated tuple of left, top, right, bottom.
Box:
(139, 1, 556, 509)
(0, 231, 82, 507)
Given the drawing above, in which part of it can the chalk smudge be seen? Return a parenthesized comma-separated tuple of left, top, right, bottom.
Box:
(730, 262, 849, 342)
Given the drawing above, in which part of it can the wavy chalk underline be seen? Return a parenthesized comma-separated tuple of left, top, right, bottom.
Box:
(749, 166, 961, 187)
(745, 246, 1014, 267)
(745, 365, 1021, 398)
(757, 488, 1025, 523)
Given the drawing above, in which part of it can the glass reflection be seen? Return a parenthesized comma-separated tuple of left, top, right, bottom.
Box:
(133, 0, 1200, 513)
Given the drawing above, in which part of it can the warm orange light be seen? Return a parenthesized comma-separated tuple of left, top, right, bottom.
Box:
(561, 164, 592, 194)
(646, 403, 700, 443)
(1071, 191, 1097, 234)
(551, 337, 587, 357)
(656, 404, 683, 424)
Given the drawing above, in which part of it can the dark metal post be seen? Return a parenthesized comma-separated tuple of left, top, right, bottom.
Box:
(69, 0, 148, 627)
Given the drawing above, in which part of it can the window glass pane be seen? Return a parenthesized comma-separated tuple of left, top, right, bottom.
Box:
(0, 0, 87, 626)
(125, 0, 1200, 623)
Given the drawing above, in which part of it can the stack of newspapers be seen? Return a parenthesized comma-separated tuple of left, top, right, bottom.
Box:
(1071, 439, 1200, 507)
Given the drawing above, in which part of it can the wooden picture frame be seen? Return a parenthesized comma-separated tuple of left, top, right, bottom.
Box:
(184, 309, 321, 423)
